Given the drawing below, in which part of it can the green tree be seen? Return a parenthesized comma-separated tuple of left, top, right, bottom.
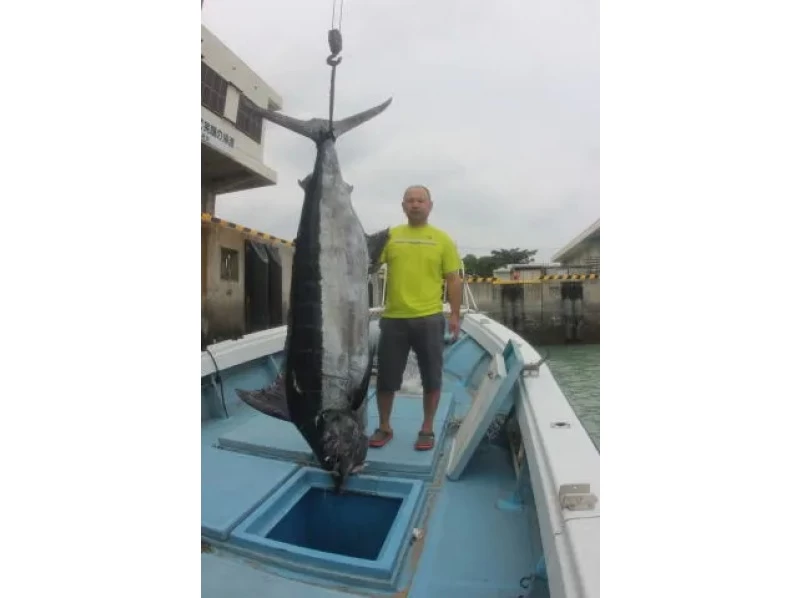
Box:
(462, 248, 538, 277)
(489, 248, 538, 265)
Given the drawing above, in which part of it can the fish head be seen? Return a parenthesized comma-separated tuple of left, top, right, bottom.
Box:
(318, 409, 369, 493)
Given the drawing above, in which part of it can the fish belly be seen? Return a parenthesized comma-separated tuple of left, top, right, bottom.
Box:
(317, 207, 370, 411)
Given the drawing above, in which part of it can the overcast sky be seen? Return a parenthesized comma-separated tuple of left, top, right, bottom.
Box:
(202, 0, 598, 262)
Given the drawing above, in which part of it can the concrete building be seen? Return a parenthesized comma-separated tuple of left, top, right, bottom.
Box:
(201, 24, 283, 211)
(551, 219, 600, 271)
(201, 24, 293, 347)
(493, 263, 583, 281)
(547, 218, 601, 343)
(457, 221, 601, 345)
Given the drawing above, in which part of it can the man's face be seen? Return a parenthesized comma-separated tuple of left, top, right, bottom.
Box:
(402, 187, 432, 225)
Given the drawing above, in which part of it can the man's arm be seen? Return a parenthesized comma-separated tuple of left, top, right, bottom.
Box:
(442, 235, 463, 321)
(444, 270, 462, 316)
(367, 228, 390, 273)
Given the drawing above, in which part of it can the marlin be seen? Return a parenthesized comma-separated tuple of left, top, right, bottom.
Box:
(235, 98, 392, 494)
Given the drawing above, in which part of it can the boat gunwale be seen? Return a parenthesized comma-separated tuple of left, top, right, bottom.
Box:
(459, 312, 600, 598)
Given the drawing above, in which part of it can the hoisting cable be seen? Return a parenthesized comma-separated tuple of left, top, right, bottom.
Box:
(326, 0, 345, 132)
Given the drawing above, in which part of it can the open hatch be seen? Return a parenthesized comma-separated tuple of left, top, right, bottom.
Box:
(229, 467, 426, 591)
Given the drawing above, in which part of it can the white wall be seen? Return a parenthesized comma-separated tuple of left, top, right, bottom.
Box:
(201, 107, 277, 184)
(201, 24, 283, 185)
(201, 25, 282, 112)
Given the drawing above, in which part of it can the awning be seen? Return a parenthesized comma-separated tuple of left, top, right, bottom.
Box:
(201, 213, 294, 254)
(201, 142, 278, 194)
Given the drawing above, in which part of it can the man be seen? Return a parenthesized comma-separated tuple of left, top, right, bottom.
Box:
(369, 185, 462, 451)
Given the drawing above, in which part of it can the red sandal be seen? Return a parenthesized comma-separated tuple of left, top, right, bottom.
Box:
(414, 431, 435, 451)
(369, 428, 393, 448)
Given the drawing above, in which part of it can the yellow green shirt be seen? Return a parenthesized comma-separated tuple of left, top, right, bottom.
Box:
(379, 224, 461, 319)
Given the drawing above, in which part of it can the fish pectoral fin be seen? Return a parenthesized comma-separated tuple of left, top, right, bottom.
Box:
(366, 228, 390, 274)
(349, 348, 376, 414)
(235, 375, 291, 421)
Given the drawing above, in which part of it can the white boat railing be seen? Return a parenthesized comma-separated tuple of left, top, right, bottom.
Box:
(446, 260, 481, 313)
(460, 313, 600, 598)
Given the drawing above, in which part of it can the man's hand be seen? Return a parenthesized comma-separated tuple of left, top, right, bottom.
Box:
(448, 312, 461, 340)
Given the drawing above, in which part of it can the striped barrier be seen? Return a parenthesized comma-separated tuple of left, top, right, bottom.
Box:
(492, 273, 599, 284)
(201, 212, 294, 247)
(199, 214, 598, 281)
(462, 274, 599, 284)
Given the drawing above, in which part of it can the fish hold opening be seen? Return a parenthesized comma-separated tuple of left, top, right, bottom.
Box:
(266, 487, 402, 560)
(228, 468, 425, 589)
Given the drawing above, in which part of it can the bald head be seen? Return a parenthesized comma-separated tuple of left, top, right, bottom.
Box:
(402, 185, 433, 226)
(403, 185, 431, 201)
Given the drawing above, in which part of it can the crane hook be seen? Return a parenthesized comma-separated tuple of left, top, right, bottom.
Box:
(327, 28, 343, 63)
(326, 28, 343, 130)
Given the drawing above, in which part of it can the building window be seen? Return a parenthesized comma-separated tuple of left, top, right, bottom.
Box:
(202, 62, 227, 116)
(220, 247, 239, 281)
(236, 94, 263, 143)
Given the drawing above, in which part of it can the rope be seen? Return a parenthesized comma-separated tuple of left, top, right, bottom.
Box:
(330, 0, 344, 31)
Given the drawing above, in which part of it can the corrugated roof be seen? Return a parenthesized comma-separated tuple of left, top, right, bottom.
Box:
(551, 219, 600, 263)
(201, 213, 294, 247)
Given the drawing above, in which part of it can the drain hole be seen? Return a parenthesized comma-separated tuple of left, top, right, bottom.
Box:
(266, 487, 402, 560)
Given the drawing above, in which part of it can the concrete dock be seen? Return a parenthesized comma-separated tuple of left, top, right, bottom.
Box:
(462, 277, 599, 345)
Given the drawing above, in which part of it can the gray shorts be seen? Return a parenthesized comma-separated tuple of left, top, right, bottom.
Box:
(376, 313, 446, 394)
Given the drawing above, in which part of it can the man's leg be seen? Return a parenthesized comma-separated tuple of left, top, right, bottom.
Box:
(410, 314, 446, 449)
(370, 317, 410, 448)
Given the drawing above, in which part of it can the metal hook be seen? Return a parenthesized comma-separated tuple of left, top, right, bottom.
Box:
(328, 28, 343, 58)
(326, 28, 343, 130)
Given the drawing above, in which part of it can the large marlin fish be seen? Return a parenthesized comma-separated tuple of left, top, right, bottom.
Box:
(235, 98, 392, 493)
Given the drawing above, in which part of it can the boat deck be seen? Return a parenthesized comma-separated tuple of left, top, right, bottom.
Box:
(201, 337, 551, 597)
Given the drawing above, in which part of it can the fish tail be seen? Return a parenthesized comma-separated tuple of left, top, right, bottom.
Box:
(256, 98, 392, 142)
(255, 109, 319, 140)
(332, 98, 393, 138)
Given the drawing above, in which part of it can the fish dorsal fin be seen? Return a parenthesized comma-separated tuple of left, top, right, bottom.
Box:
(366, 228, 390, 274)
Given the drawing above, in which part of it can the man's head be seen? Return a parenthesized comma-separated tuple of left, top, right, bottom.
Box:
(402, 185, 432, 226)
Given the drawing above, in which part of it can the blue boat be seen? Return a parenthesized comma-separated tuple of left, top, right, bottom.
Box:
(201, 292, 600, 597)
